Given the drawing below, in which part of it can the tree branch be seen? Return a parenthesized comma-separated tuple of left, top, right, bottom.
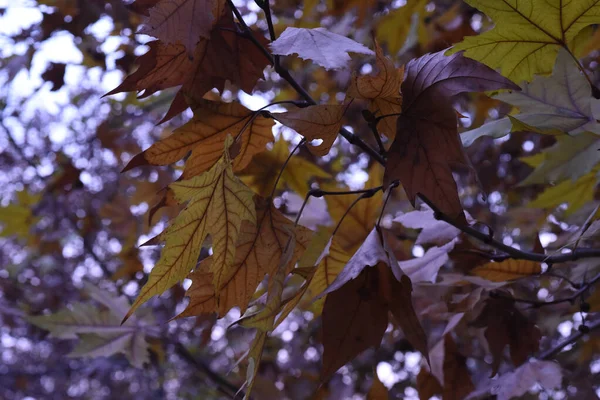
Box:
(226, 0, 386, 166)
(539, 318, 600, 360)
(418, 194, 600, 264)
(490, 271, 600, 308)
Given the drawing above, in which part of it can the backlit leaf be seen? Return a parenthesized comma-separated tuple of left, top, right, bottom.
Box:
(125, 139, 256, 320)
(448, 0, 600, 82)
(274, 104, 347, 156)
(471, 259, 542, 282)
(124, 99, 274, 179)
(347, 41, 404, 139)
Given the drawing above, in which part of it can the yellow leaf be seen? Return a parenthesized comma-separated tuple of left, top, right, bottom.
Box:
(324, 183, 382, 253)
(376, 0, 430, 55)
(240, 137, 330, 197)
(274, 104, 347, 156)
(125, 138, 256, 321)
(347, 41, 404, 139)
(178, 197, 312, 317)
(471, 259, 542, 282)
(306, 240, 351, 316)
(244, 330, 267, 400)
(367, 370, 389, 400)
(448, 0, 600, 82)
(0, 190, 42, 239)
(528, 168, 600, 216)
(124, 99, 274, 180)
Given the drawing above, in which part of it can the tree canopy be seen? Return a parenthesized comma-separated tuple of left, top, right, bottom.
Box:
(1, 0, 600, 399)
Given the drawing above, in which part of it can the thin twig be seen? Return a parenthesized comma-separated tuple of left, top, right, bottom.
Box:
(174, 342, 245, 399)
(226, 0, 386, 166)
(538, 318, 600, 360)
(418, 193, 600, 264)
(490, 271, 600, 308)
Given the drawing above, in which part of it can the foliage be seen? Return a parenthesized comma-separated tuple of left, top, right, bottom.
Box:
(2, 0, 600, 399)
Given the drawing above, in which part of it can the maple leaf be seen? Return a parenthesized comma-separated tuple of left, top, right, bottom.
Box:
(462, 49, 600, 146)
(139, 0, 225, 57)
(318, 228, 397, 297)
(398, 239, 457, 283)
(519, 133, 600, 186)
(471, 298, 542, 376)
(321, 265, 389, 380)
(447, 0, 600, 83)
(471, 259, 542, 282)
(323, 166, 383, 252)
(442, 335, 475, 400)
(347, 40, 404, 139)
(124, 138, 256, 321)
(124, 99, 274, 179)
(528, 165, 600, 216)
(0, 190, 41, 239)
(367, 370, 389, 400)
(270, 27, 374, 70)
(177, 197, 312, 317)
(28, 283, 154, 368)
(240, 137, 330, 197)
(384, 51, 519, 221)
(106, 13, 271, 121)
(393, 205, 465, 246)
(376, 0, 430, 56)
(467, 359, 563, 400)
(416, 368, 442, 400)
(274, 104, 348, 156)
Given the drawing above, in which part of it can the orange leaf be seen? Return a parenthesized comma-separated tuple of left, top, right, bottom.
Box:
(125, 99, 274, 179)
(347, 40, 403, 139)
(471, 259, 542, 282)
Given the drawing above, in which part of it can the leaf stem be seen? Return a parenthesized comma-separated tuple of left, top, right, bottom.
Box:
(268, 138, 306, 198)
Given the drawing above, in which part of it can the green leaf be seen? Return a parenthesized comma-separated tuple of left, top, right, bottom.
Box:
(448, 0, 600, 82)
(462, 49, 600, 146)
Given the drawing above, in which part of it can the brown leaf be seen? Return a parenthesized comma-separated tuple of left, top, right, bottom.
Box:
(274, 104, 347, 156)
(382, 268, 430, 365)
(442, 335, 474, 400)
(139, 0, 225, 57)
(347, 40, 403, 139)
(367, 369, 389, 400)
(383, 51, 519, 221)
(471, 259, 542, 282)
(416, 367, 442, 400)
(471, 298, 542, 376)
(124, 99, 274, 179)
(321, 266, 388, 380)
(106, 13, 271, 121)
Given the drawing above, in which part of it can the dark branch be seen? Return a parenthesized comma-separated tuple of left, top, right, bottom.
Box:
(539, 318, 600, 360)
(418, 194, 600, 264)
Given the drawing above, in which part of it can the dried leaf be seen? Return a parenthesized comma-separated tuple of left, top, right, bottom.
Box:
(367, 370, 389, 400)
(347, 41, 403, 139)
(442, 335, 474, 400)
(471, 259, 542, 282)
(124, 99, 274, 179)
(274, 104, 347, 156)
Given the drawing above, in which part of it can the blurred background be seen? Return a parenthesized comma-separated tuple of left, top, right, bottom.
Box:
(1, 0, 599, 399)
